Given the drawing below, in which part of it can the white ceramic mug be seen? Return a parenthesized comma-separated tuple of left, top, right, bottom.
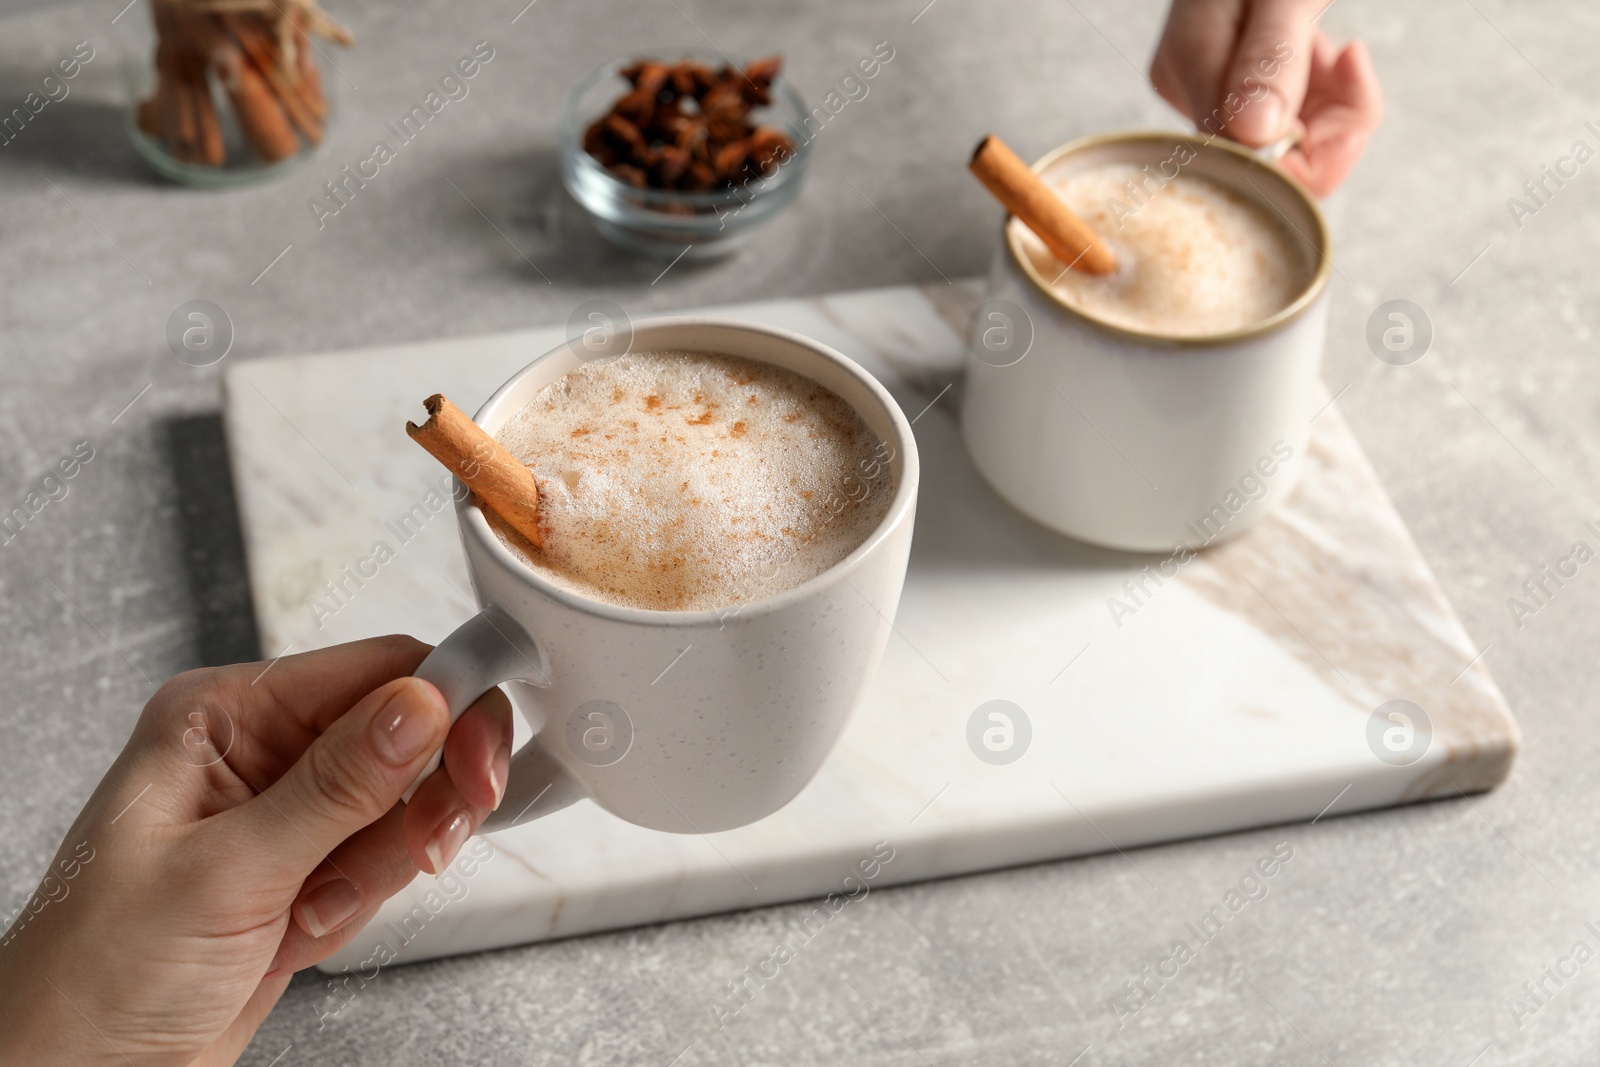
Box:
(961, 132, 1331, 552)
(405, 319, 919, 835)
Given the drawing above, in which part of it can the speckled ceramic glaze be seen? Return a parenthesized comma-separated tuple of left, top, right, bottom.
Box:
(407, 319, 919, 835)
(961, 133, 1332, 552)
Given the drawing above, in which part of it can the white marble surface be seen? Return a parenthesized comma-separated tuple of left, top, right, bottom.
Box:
(220, 282, 1517, 973)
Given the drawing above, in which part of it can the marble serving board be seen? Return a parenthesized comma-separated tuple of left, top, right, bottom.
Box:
(220, 282, 1518, 973)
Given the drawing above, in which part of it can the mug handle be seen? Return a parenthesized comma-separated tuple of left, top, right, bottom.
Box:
(402, 606, 582, 833)
(1254, 130, 1302, 164)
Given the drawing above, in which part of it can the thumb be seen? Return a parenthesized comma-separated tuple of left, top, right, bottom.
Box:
(1219, 1, 1318, 146)
(234, 677, 449, 878)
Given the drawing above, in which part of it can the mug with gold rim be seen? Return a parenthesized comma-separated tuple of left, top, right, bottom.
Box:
(961, 131, 1331, 553)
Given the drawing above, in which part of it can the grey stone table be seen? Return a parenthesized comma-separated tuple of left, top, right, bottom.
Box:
(2, 0, 1596, 1063)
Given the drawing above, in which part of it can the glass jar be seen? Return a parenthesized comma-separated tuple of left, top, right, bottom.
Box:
(117, 0, 350, 187)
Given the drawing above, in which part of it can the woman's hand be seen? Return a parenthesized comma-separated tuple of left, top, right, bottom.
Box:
(0, 635, 513, 1067)
(1150, 0, 1383, 196)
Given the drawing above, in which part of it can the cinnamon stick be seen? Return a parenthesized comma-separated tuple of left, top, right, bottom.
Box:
(969, 135, 1117, 276)
(218, 39, 299, 163)
(191, 69, 224, 166)
(151, 1, 189, 157)
(137, 94, 161, 138)
(222, 13, 322, 144)
(147, 0, 213, 164)
(407, 395, 545, 550)
(177, 7, 222, 164)
(169, 77, 201, 162)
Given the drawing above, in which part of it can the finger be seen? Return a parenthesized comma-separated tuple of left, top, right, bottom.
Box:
(225, 676, 451, 876)
(1314, 38, 1383, 135)
(443, 687, 514, 812)
(141, 635, 437, 797)
(271, 805, 416, 970)
(1149, 0, 1244, 127)
(1283, 40, 1382, 196)
(267, 904, 382, 979)
(194, 973, 296, 1063)
(1220, 0, 1322, 146)
(248, 634, 432, 735)
(1308, 26, 1339, 80)
(394, 688, 509, 880)
(404, 758, 489, 875)
(1278, 132, 1363, 197)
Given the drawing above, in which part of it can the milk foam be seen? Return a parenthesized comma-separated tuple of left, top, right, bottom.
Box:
(1015, 163, 1312, 337)
(491, 350, 895, 611)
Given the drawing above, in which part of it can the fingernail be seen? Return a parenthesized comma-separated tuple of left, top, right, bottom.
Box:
(489, 744, 510, 809)
(425, 810, 473, 875)
(266, 950, 284, 977)
(1234, 91, 1284, 144)
(372, 681, 443, 766)
(297, 878, 363, 939)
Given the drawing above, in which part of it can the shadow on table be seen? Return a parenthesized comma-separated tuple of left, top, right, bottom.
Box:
(164, 413, 262, 668)
(438, 142, 725, 288)
(0, 94, 158, 185)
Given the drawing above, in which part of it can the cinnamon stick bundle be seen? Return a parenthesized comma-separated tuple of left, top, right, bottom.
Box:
(137, 0, 350, 168)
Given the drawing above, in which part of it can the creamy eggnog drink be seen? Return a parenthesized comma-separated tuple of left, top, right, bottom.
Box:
(491, 350, 895, 611)
(1012, 162, 1313, 338)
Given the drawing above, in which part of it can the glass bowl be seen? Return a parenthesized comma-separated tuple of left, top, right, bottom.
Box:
(559, 53, 813, 259)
